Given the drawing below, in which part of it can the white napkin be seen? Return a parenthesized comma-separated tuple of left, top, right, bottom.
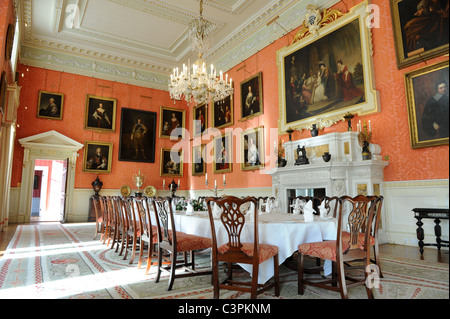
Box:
(291, 198, 305, 215)
(265, 198, 274, 214)
(319, 200, 328, 218)
(303, 200, 315, 222)
(186, 202, 194, 215)
(212, 203, 222, 218)
(247, 202, 255, 215)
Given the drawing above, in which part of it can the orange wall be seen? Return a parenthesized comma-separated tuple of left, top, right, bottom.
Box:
(190, 0, 449, 190)
(13, 65, 190, 190)
(11, 0, 449, 192)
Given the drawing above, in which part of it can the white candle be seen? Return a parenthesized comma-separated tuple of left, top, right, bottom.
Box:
(359, 120, 361, 132)
(163, 179, 165, 188)
(223, 174, 225, 184)
(215, 180, 217, 187)
(205, 173, 208, 183)
(178, 179, 180, 187)
(369, 120, 372, 132)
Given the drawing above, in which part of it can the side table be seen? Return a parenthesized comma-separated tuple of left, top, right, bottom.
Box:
(413, 208, 449, 255)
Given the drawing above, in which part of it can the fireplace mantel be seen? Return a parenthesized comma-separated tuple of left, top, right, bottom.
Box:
(265, 132, 389, 213)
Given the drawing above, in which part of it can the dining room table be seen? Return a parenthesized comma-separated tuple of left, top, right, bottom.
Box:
(153, 208, 337, 285)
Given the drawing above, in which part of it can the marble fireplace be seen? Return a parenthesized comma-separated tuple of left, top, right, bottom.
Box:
(265, 132, 389, 215)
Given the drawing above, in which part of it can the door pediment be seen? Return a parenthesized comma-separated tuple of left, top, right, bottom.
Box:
(19, 130, 84, 151)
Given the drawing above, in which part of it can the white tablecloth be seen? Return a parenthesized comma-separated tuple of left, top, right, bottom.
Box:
(166, 211, 337, 284)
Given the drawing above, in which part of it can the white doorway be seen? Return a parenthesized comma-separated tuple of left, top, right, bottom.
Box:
(31, 159, 68, 222)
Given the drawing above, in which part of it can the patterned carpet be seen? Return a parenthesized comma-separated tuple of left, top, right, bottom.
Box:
(0, 223, 448, 300)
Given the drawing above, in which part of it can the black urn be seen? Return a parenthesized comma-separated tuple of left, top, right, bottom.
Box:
(322, 152, 331, 162)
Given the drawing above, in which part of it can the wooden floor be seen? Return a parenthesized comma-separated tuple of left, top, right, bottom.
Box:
(1, 222, 449, 264)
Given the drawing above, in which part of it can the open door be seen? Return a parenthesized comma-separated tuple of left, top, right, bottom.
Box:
(60, 158, 69, 223)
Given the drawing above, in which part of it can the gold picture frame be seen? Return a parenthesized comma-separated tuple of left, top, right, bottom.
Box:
(390, 0, 449, 69)
(405, 60, 448, 149)
(211, 94, 234, 129)
(213, 132, 233, 174)
(160, 148, 183, 177)
(241, 126, 265, 171)
(84, 95, 117, 132)
(193, 103, 208, 137)
(192, 144, 206, 176)
(159, 106, 186, 139)
(240, 72, 263, 121)
(37, 91, 64, 120)
(83, 141, 113, 174)
(276, 1, 379, 134)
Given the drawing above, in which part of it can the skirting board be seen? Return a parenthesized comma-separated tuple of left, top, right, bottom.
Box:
(383, 179, 449, 247)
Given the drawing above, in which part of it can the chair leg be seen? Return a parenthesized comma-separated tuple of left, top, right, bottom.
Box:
(364, 258, 375, 299)
(129, 234, 138, 264)
(337, 260, 348, 299)
(373, 245, 383, 278)
(145, 242, 153, 276)
(155, 247, 162, 283)
(167, 251, 177, 291)
(138, 238, 144, 269)
(212, 259, 219, 299)
(273, 254, 280, 296)
(298, 252, 304, 295)
(250, 263, 259, 299)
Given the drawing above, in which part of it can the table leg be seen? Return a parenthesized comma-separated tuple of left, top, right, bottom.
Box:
(434, 218, 442, 250)
(415, 217, 424, 255)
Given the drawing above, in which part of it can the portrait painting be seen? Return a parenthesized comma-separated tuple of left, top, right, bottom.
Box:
(192, 144, 206, 176)
(118, 108, 157, 163)
(241, 126, 264, 171)
(212, 94, 234, 129)
(193, 103, 208, 137)
(84, 95, 117, 132)
(83, 141, 113, 174)
(213, 132, 232, 173)
(160, 106, 185, 139)
(277, 2, 379, 133)
(390, 0, 449, 69)
(240, 72, 263, 120)
(405, 60, 448, 149)
(160, 148, 183, 177)
(37, 91, 64, 120)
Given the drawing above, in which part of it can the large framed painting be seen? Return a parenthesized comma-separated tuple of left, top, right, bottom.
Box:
(83, 141, 113, 174)
(213, 132, 233, 173)
(160, 106, 185, 139)
(390, 0, 449, 69)
(240, 72, 263, 121)
(118, 107, 157, 163)
(241, 126, 264, 171)
(84, 95, 117, 132)
(37, 91, 64, 120)
(405, 60, 448, 149)
(192, 144, 206, 176)
(212, 94, 234, 129)
(276, 1, 379, 134)
(160, 148, 183, 177)
(193, 103, 208, 137)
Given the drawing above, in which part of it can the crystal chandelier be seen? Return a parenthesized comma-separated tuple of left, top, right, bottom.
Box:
(168, 0, 233, 105)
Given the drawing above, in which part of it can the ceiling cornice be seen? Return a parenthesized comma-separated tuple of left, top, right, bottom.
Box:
(19, 0, 340, 91)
